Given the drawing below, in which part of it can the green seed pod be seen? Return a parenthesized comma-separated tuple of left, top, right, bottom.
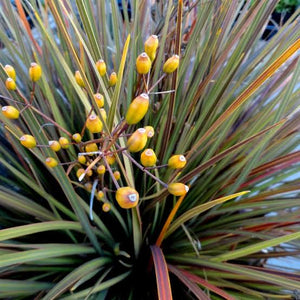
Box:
(1, 106, 19, 119)
(168, 183, 189, 196)
(48, 140, 61, 152)
(168, 155, 187, 169)
(75, 70, 85, 87)
(125, 93, 149, 125)
(116, 187, 139, 209)
(5, 78, 16, 90)
(4, 65, 16, 81)
(145, 35, 159, 61)
(96, 59, 107, 76)
(86, 115, 103, 133)
(136, 52, 151, 74)
(109, 72, 117, 86)
(140, 149, 157, 167)
(127, 128, 148, 152)
(93, 93, 104, 108)
(45, 157, 58, 168)
(29, 63, 42, 82)
(59, 137, 70, 149)
(163, 55, 179, 73)
(20, 134, 36, 148)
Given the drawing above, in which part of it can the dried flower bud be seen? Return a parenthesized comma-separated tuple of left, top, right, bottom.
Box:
(145, 35, 159, 61)
(168, 183, 189, 196)
(75, 70, 85, 87)
(4, 65, 16, 81)
(20, 134, 36, 148)
(85, 143, 98, 154)
(100, 108, 107, 122)
(29, 63, 42, 82)
(5, 78, 16, 90)
(72, 133, 82, 143)
(102, 202, 111, 212)
(97, 190, 104, 199)
(113, 171, 121, 180)
(125, 93, 149, 125)
(144, 126, 155, 138)
(168, 155, 187, 169)
(59, 137, 70, 149)
(106, 153, 116, 165)
(1, 106, 19, 119)
(109, 72, 117, 86)
(116, 187, 139, 209)
(45, 157, 58, 168)
(163, 55, 179, 73)
(136, 52, 151, 74)
(96, 59, 106, 76)
(140, 149, 157, 167)
(127, 128, 148, 152)
(97, 164, 106, 174)
(78, 154, 86, 164)
(49, 140, 61, 152)
(93, 93, 104, 108)
(86, 114, 103, 133)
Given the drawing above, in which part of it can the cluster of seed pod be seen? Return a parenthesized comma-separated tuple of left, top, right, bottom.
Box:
(1, 34, 188, 214)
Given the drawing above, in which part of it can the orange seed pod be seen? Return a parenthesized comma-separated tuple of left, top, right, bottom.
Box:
(109, 72, 117, 86)
(145, 35, 159, 61)
(127, 128, 148, 152)
(136, 52, 151, 74)
(116, 187, 139, 209)
(29, 63, 42, 82)
(49, 140, 61, 152)
(45, 157, 58, 168)
(96, 59, 107, 76)
(144, 126, 155, 138)
(4, 65, 16, 81)
(93, 93, 104, 108)
(72, 133, 82, 143)
(168, 155, 187, 169)
(140, 149, 157, 167)
(125, 93, 149, 125)
(97, 164, 106, 174)
(5, 78, 16, 90)
(59, 137, 70, 149)
(102, 202, 111, 212)
(1, 106, 19, 119)
(75, 70, 85, 87)
(168, 183, 189, 196)
(86, 115, 103, 133)
(20, 134, 36, 148)
(163, 55, 179, 73)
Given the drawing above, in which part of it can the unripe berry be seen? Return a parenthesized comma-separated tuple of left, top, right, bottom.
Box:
(78, 154, 86, 164)
(102, 202, 111, 212)
(144, 126, 155, 138)
(86, 114, 103, 133)
(136, 52, 151, 74)
(97, 164, 106, 174)
(59, 137, 70, 149)
(115, 187, 139, 209)
(109, 72, 117, 86)
(140, 149, 157, 167)
(168, 155, 187, 169)
(75, 70, 85, 87)
(96, 59, 106, 76)
(163, 55, 179, 73)
(45, 157, 58, 168)
(29, 63, 42, 82)
(106, 153, 116, 165)
(113, 171, 121, 180)
(4, 65, 16, 81)
(168, 183, 189, 196)
(49, 140, 61, 152)
(127, 128, 147, 152)
(85, 143, 98, 154)
(5, 78, 16, 90)
(20, 134, 36, 148)
(93, 93, 104, 108)
(145, 35, 159, 61)
(125, 93, 149, 125)
(72, 133, 82, 143)
(1, 106, 19, 119)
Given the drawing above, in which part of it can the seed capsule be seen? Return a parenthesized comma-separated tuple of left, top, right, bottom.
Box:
(72, 133, 82, 143)
(97, 190, 104, 199)
(86, 114, 103, 133)
(127, 128, 147, 152)
(85, 182, 93, 191)
(140, 149, 157, 167)
(59, 137, 70, 149)
(97, 164, 106, 174)
(20, 134, 36, 148)
(75, 70, 85, 87)
(96, 59, 106, 76)
(78, 154, 86, 164)
(76, 168, 85, 179)
(115, 187, 139, 209)
(100, 108, 107, 122)
(168, 155, 187, 169)
(106, 153, 116, 165)
(93, 93, 104, 108)
(102, 202, 111, 212)
(4, 65, 16, 81)
(168, 183, 189, 196)
(109, 72, 117, 86)
(125, 93, 149, 125)
(163, 55, 179, 73)
(136, 52, 151, 74)
(144, 126, 154, 138)
(49, 140, 61, 152)
(1, 106, 19, 119)
(85, 143, 98, 154)
(45, 157, 58, 168)
(29, 63, 42, 82)
(5, 78, 16, 90)
(145, 35, 159, 61)
(113, 171, 121, 180)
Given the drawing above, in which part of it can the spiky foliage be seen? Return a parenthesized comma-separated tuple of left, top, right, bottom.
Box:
(0, 0, 299, 299)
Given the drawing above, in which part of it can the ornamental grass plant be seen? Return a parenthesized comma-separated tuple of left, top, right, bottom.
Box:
(0, 0, 299, 299)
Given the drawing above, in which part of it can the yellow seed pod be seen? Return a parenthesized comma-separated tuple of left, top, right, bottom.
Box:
(97, 190, 104, 199)
(168, 183, 189, 196)
(29, 63, 42, 82)
(168, 155, 187, 169)
(75, 70, 85, 87)
(144, 126, 155, 138)
(145, 35, 159, 61)
(4, 65, 16, 81)
(102, 202, 111, 212)
(100, 108, 107, 122)
(20, 134, 36, 148)
(97, 164, 106, 174)
(5, 78, 16, 90)
(113, 171, 121, 180)
(48, 140, 61, 152)
(1, 106, 19, 119)
(78, 154, 86, 164)
(76, 168, 85, 179)
(58, 137, 70, 149)
(72, 133, 82, 143)
(86, 114, 103, 133)
(45, 157, 58, 168)
(85, 143, 98, 154)
(115, 187, 139, 209)
(163, 55, 179, 73)
(136, 52, 151, 74)
(93, 93, 104, 108)
(96, 59, 107, 76)
(106, 153, 116, 165)
(109, 72, 117, 86)
(127, 128, 148, 153)
(85, 182, 93, 191)
(140, 149, 157, 167)
(125, 93, 149, 125)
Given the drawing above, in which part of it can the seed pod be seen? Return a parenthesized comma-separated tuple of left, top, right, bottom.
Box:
(85, 143, 98, 154)
(78, 154, 86, 164)
(109, 72, 117, 86)
(29, 63, 42, 82)
(4, 65, 16, 81)
(72, 133, 82, 143)
(168, 155, 187, 169)
(49, 140, 61, 152)
(75, 70, 85, 87)
(86, 115, 103, 133)
(97, 190, 104, 199)
(96, 59, 106, 76)
(76, 168, 85, 179)
(115, 187, 139, 209)
(144, 126, 155, 138)
(20, 134, 36, 148)
(145, 35, 159, 61)
(100, 108, 107, 122)
(140, 149, 157, 167)
(59, 137, 70, 149)
(85, 182, 93, 191)
(106, 153, 116, 165)
(5, 78, 16, 90)
(45, 157, 58, 168)
(125, 93, 149, 125)
(93, 93, 104, 108)
(127, 128, 147, 152)
(1, 106, 19, 119)
(168, 183, 189, 196)
(113, 171, 121, 180)
(163, 55, 179, 73)
(97, 164, 106, 174)
(136, 52, 151, 74)
(102, 202, 111, 212)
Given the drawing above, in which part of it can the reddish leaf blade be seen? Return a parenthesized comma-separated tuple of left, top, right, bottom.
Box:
(150, 245, 173, 300)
